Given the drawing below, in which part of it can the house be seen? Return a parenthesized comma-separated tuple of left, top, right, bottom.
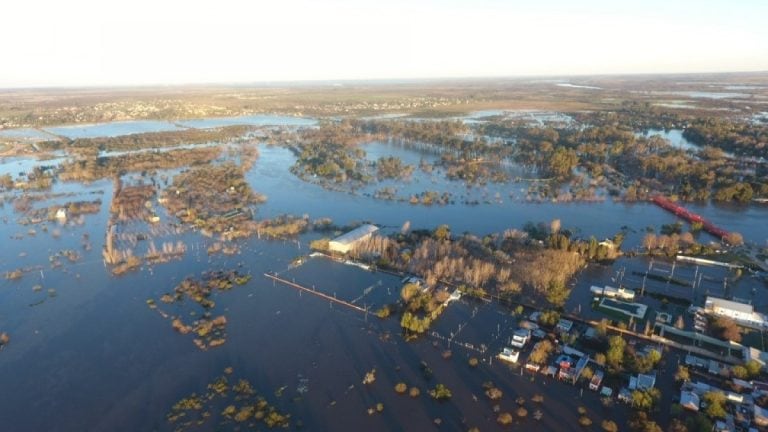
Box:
(630, 373, 656, 390)
(557, 354, 589, 384)
(498, 347, 520, 364)
(328, 224, 379, 254)
(680, 391, 700, 411)
(556, 319, 573, 333)
(510, 328, 530, 348)
(704, 296, 768, 329)
(55, 208, 67, 221)
(637, 373, 656, 390)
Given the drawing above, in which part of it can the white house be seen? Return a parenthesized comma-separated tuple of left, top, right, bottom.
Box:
(328, 224, 379, 254)
(498, 347, 520, 364)
(510, 328, 530, 348)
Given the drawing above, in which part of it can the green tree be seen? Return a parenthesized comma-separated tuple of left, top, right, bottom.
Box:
(400, 283, 421, 302)
(731, 365, 748, 379)
(428, 384, 452, 400)
(606, 335, 626, 369)
(746, 360, 763, 378)
(702, 391, 727, 419)
(674, 365, 690, 382)
(546, 147, 578, 179)
(710, 317, 741, 343)
(539, 310, 561, 327)
(433, 224, 451, 241)
(631, 388, 661, 411)
(528, 339, 554, 365)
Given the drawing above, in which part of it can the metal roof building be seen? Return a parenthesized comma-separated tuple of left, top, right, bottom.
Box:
(705, 296, 767, 329)
(328, 224, 379, 254)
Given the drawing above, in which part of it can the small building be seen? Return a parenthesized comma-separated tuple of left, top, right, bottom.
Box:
(705, 296, 768, 329)
(328, 224, 379, 254)
(55, 208, 67, 221)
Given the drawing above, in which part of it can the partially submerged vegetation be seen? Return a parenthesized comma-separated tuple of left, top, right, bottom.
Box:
(162, 162, 265, 233)
(42, 125, 253, 153)
(59, 146, 221, 182)
(149, 270, 252, 350)
(166, 368, 290, 431)
(356, 222, 596, 311)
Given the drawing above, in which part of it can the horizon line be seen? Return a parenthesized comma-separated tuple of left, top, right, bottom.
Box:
(2, 69, 768, 92)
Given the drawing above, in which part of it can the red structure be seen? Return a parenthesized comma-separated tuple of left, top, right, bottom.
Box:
(650, 195, 730, 239)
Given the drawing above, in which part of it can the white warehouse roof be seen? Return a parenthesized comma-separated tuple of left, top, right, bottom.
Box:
(706, 296, 754, 314)
(330, 224, 379, 246)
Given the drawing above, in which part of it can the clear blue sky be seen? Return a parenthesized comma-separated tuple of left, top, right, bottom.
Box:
(2, 0, 767, 87)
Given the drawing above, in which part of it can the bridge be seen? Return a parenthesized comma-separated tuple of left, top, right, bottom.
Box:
(651, 195, 730, 239)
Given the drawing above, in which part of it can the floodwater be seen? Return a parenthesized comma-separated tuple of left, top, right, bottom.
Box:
(0, 128, 59, 142)
(44, 120, 188, 139)
(639, 128, 699, 151)
(249, 142, 768, 249)
(652, 91, 750, 100)
(175, 114, 317, 129)
(0, 122, 767, 431)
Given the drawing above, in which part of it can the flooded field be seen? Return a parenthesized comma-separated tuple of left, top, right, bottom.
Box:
(0, 115, 766, 431)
